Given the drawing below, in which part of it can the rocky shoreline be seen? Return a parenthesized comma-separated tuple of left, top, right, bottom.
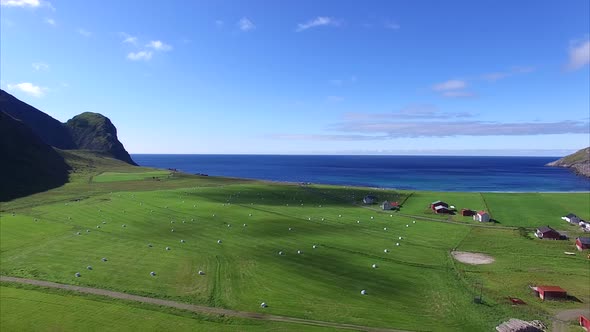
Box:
(546, 147, 590, 178)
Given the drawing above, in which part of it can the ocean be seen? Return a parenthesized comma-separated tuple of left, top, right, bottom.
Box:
(132, 154, 590, 192)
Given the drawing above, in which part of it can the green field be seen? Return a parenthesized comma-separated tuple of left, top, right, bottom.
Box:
(1, 159, 589, 331)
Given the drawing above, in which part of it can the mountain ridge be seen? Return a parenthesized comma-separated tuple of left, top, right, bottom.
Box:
(546, 147, 590, 178)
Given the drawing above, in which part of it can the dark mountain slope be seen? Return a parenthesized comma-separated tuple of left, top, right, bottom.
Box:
(0, 89, 75, 149)
(66, 112, 137, 165)
(0, 89, 136, 165)
(0, 111, 70, 201)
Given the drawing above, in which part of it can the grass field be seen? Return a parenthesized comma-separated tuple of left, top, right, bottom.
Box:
(1, 155, 589, 331)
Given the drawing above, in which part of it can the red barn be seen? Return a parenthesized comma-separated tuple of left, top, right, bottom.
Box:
(461, 209, 475, 216)
(580, 315, 590, 331)
(535, 226, 561, 240)
(576, 237, 590, 251)
(535, 286, 567, 300)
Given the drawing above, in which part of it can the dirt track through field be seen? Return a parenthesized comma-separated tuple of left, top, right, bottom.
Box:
(1, 276, 407, 332)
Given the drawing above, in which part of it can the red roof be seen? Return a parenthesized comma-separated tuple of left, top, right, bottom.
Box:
(478, 210, 488, 215)
(537, 286, 567, 293)
(391, 201, 399, 206)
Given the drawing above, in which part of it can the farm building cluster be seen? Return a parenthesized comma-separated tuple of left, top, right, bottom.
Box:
(562, 213, 590, 232)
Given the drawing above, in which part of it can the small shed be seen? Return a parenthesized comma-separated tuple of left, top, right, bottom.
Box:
(434, 205, 451, 214)
(535, 226, 561, 240)
(534, 286, 567, 300)
(575, 237, 590, 251)
(579, 315, 590, 331)
(473, 211, 491, 222)
(363, 195, 377, 204)
(461, 209, 475, 217)
(381, 201, 399, 210)
(563, 213, 581, 224)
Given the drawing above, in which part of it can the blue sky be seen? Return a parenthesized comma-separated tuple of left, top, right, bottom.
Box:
(1, 0, 589, 155)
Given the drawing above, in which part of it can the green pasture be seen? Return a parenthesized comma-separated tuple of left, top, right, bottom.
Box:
(1, 166, 589, 331)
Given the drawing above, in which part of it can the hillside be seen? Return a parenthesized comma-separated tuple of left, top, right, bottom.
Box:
(547, 147, 590, 178)
(0, 111, 70, 201)
(0, 89, 136, 165)
(66, 112, 136, 165)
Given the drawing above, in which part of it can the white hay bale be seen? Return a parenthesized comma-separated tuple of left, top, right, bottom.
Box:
(372, 264, 378, 268)
(278, 251, 284, 255)
(288, 227, 292, 231)
(122, 224, 127, 228)
(101, 257, 107, 262)
(166, 247, 171, 250)
(87, 266, 92, 270)
(102, 221, 106, 224)
(191, 218, 194, 221)
(370, 216, 374, 220)
(384, 249, 389, 253)
(321, 218, 325, 221)
(227, 224, 231, 227)
(171, 220, 175, 223)
(308, 217, 311, 221)
(171, 229, 175, 232)
(75, 272, 81, 277)
(260, 302, 267, 308)
(182, 220, 186, 223)
(243, 223, 247, 227)
(390, 214, 393, 217)
(86, 229, 90, 233)
(297, 250, 302, 254)
(249, 213, 252, 217)
(217, 240, 222, 244)
(398, 236, 403, 240)
(180, 239, 185, 243)
(150, 271, 156, 276)
(312, 245, 317, 249)
(198, 270, 205, 275)
(212, 214, 216, 217)
(413, 220, 416, 224)
(360, 289, 367, 295)
(405, 224, 409, 227)
(148, 243, 153, 247)
(383, 227, 387, 231)
(339, 215, 342, 217)
(396, 242, 400, 246)
(357, 220, 360, 224)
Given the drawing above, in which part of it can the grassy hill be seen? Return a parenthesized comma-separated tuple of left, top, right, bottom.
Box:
(1, 158, 589, 331)
(547, 147, 590, 178)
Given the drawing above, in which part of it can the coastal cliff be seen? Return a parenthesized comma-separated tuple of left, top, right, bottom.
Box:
(546, 147, 590, 178)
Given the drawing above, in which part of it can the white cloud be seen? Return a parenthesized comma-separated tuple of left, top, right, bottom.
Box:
(78, 28, 92, 37)
(296, 16, 339, 32)
(384, 22, 400, 30)
(481, 66, 536, 82)
(127, 51, 152, 61)
(119, 32, 138, 45)
(432, 79, 466, 91)
(6, 82, 47, 97)
(1, 0, 39, 7)
(441, 91, 476, 98)
(45, 18, 55, 25)
(238, 17, 255, 31)
(146, 40, 172, 51)
(566, 39, 590, 71)
(32, 62, 49, 71)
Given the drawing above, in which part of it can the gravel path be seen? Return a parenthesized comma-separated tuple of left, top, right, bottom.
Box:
(552, 308, 590, 332)
(1, 276, 407, 332)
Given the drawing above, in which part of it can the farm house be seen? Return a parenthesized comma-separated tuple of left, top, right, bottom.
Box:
(433, 205, 452, 214)
(363, 195, 377, 204)
(381, 201, 399, 210)
(534, 226, 562, 240)
(431, 200, 449, 210)
(461, 209, 475, 216)
(562, 213, 581, 224)
(532, 285, 567, 300)
(473, 211, 491, 222)
(575, 237, 590, 251)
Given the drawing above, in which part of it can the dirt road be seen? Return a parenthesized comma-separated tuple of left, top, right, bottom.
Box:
(552, 308, 590, 332)
(1, 276, 407, 332)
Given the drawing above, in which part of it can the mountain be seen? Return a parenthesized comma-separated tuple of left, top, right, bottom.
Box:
(0, 89, 136, 165)
(66, 112, 136, 165)
(0, 89, 75, 149)
(0, 111, 70, 201)
(546, 147, 590, 178)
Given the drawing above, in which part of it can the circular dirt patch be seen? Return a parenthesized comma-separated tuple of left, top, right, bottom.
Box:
(451, 251, 495, 265)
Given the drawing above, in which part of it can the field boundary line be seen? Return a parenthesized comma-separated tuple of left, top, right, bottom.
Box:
(1, 276, 411, 332)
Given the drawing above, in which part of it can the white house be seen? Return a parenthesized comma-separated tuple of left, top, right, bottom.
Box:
(473, 210, 491, 222)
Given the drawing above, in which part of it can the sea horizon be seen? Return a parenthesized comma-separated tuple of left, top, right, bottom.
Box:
(132, 154, 590, 193)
